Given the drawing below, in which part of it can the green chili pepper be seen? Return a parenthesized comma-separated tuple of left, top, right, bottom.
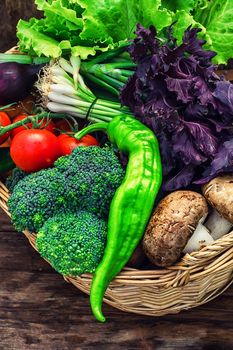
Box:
(75, 114, 162, 322)
(0, 148, 15, 174)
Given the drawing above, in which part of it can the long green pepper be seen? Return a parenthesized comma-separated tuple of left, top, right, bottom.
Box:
(75, 115, 162, 322)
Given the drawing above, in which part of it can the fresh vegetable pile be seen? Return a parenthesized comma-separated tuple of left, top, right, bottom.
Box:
(0, 0, 232, 323)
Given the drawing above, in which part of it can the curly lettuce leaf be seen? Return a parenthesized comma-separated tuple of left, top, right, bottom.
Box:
(17, 0, 173, 59)
(172, 11, 206, 45)
(35, 0, 83, 27)
(138, 0, 172, 31)
(17, 20, 62, 57)
(193, 0, 233, 64)
(76, 0, 137, 44)
(161, 0, 196, 12)
(71, 45, 105, 59)
(75, 0, 172, 44)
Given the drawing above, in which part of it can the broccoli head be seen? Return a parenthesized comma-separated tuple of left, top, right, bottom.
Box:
(36, 211, 107, 276)
(8, 168, 69, 232)
(55, 146, 125, 218)
(8, 146, 125, 233)
(6, 168, 28, 192)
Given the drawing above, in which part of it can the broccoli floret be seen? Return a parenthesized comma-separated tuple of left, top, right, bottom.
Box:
(55, 146, 125, 218)
(36, 211, 107, 276)
(8, 168, 69, 232)
(6, 168, 28, 192)
(8, 146, 125, 233)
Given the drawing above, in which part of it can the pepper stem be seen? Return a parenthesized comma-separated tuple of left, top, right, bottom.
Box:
(74, 122, 108, 140)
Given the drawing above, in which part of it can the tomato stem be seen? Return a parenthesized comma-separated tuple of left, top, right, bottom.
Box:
(0, 112, 67, 136)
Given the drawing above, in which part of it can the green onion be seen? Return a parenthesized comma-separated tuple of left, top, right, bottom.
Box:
(0, 53, 50, 65)
(37, 56, 133, 124)
(80, 51, 136, 96)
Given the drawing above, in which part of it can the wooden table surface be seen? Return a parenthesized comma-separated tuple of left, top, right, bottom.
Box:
(1, 208, 233, 350)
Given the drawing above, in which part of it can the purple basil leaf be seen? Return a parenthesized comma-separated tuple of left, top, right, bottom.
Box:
(203, 139, 233, 175)
(192, 76, 217, 108)
(213, 81, 233, 116)
(120, 75, 141, 111)
(157, 131, 176, 176)
(184, 103, 209, 119)
(168, 27, 216, 64)
(163, 166, 195, 191)
(172, 129, 207, 165)
(165, 76, 194, 103)
(128, 24, 159, 61)
(168, 57, 197, 78)
(195, 139, 233, 184)
(184, 120, 218, 156)
(208, 118, 233, 133)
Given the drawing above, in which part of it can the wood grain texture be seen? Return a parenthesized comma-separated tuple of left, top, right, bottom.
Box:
(1, 208, 233, 350)
(0, 0, 40, 52)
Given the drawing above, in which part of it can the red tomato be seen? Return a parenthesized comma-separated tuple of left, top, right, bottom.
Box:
(10, 129, 61, 172)
(0, 112, 11, 145)
(58, 134, 99, 156)
(11, 115, 56, 138)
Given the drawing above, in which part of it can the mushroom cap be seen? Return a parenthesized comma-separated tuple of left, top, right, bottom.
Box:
(202, 175, 233, 223)
(143, 191, 208, 267)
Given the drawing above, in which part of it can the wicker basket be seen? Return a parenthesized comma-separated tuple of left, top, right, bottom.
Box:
(1, 47, 233, 316)
(1, 180, 233, 317)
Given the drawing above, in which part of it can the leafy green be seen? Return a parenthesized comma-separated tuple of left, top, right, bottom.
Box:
(161, 0, 196, 12)
(17, 20, 62, 57)
(138, 0, 172, 31)
(16, 0, 233, 63)
(16, 0, 173, 59)
(193, 0, 233, 64)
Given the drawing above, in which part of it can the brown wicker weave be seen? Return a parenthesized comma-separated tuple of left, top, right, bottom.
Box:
(1, 180, 233, 316)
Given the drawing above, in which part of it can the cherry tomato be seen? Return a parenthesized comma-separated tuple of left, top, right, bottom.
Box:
(10, 129, 61, 172)
(0, 112, 11, 145)
(11, 115, 56, 138)
(58, 134, 99, 156)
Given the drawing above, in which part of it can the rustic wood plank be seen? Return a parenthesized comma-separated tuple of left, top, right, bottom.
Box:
(0, 0, 40, 52)
(1, 208, 233, 349)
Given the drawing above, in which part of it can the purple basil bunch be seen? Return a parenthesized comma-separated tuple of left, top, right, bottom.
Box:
(121, 24, 233, 191)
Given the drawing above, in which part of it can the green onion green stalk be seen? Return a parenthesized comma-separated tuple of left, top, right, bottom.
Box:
(80, 50, 136, 96)
(0, 53, 50, 65)
(37, 56, 133, 124)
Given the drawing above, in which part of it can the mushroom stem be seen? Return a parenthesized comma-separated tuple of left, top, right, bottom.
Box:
(183, 222, 214, 254)
(205, 209, 233, 240)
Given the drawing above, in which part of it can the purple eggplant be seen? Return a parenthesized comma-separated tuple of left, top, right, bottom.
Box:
(0, 62, 43, 104)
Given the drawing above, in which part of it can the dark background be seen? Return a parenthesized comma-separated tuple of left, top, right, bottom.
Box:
(0, 0, 39, 51)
